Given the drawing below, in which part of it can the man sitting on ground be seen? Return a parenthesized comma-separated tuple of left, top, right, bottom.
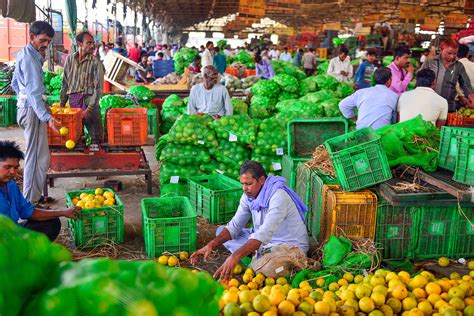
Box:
(398, 69, 448, 128)
(339, 67, 399, 130)
(0, 141, 80, 241)
(190, 161, 309, 280)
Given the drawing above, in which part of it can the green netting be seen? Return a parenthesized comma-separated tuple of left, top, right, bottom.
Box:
(271, 74, 300, 93)
(299, 76, 320, 95)
(160, 144, 211, 166)
(128, 85, 155, 102)
(173, 48, 199, 74)
(232, 98, 248, 115)
(249, 95, 277, 120)
(254, 117, 287, 156)
(250, 80, 281, 98)
(167, 114, 218, 147)
(271, 60, 306, 80)
(160, 162, 204, 183)
(375, 115, 440, 172)
(200, 159, 240, 179)
(313, 75, 339, 90)
(320, 99, 343, 117)
(335, 82, 355, 99)
(209, 139, 250, 167)
(278, 91, 300, 102)
(161, 94, 187, 134)
(210, 114, 257, 145)
(299, 89, 336, 105)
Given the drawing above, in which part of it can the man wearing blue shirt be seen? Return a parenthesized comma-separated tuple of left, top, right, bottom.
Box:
(190, 161, 309, 280)
(339, 67, 399, 130)
(12, 21, 61, 205)
(212, 47, 227, 75)
(354, 51, 376, 90)
(0, 141, 79, 241)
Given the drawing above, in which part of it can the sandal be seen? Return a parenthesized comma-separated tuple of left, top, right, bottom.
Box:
(38, 196, 56, 204)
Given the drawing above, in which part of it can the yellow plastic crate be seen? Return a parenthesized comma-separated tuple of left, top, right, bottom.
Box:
(319, 184, 378, 243)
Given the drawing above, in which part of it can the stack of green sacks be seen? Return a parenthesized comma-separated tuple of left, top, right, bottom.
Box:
(209, 114, 255, 179)
(159, 114, 217, 196)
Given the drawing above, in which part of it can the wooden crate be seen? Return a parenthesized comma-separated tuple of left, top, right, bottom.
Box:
(103, 51, 145, 91)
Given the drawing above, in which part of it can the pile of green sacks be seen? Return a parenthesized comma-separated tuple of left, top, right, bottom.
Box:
(173, 47, 199, 74)
(160, 94, 187, 134)
(0, 214, 222, 316)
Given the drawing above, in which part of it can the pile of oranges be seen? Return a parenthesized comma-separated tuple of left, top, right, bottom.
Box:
(219, 261, 474, 316)
(71, 188, 116, 209)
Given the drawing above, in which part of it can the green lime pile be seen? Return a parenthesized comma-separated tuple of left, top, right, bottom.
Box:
(254, 117, 288, 156)
(232, 98, 249, 115)
(161, 94, 187, 134)
(251, 153, 283, 176)
(167, 114, 218, 147)
(210, 114, 257, 146)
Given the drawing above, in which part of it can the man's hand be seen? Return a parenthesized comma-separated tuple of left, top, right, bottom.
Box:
(459, 96, 470, 106)
(48, 117, 61, 133)
(63, 206, 81, 220)
(213, 254, 240, 281)
(82, 108, 91, 119)
(340, 70, 348, 76)
(189, 244, 214, 265)
(353, 83, 359, 90)
(407, 62, 415, 74)
(467, 94, 474, 109)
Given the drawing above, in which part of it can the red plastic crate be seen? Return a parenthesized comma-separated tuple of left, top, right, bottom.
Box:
(225, 68, 239, 76)
(106, 107, 148, 146)
(47, 108, 83, 146)
(244, 69, 256, 77)
(447, 113, 474, 126)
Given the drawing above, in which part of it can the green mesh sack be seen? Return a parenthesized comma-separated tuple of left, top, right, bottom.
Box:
(278, 91, 300, 102)
(272, 60, 306, 80)
(249, 103, 272, 120)
(128, 85, 155, 101)
(22, 259, 223, 316)
(250, 80, 280, 98)
(317, 62, 329, 75)
(0, 215, 72, 316)
(254, 117, 287, 156)
(160, 144, 211, 166)
(160, 162, 204, 183)
(322, 235, 352, 268)
(209, 140, 250, 166)
(275, 100, 324, 122)
(200, 159, 240, 179)
(299, 89, 336, 105)
(232, 98, 248, 115)
(313, 75, 339, 90)
(271, 74, 300, 93)
(275, 99, 300, 112)
(161, 95, 187, 133)
(173, 47, 199, 74)
(335, 82, 355, 99)
(383, 55, 394, 67)
(167, 114, 218, 147)
(375, 115, 440, 172)
(251, 153, 283, 175)
(210, 114, 257, 145)
(234, 50, 254, 69)
(320, 99, 342, 117)
(299, 76, 320, 95)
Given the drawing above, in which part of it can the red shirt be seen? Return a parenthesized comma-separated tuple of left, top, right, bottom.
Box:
(128, 47, 141, 63)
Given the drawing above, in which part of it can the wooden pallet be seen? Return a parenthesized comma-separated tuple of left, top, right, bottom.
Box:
(103, 51, 145, 91)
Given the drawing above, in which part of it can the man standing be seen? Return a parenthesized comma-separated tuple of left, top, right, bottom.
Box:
(190, 161, 309, 280)
(421, 39, 474, 112)
(12, 21, 61, 205)
(302, 48, 317, 76)
(255, 54, 275, 80)
(294, 48, 303, 68)
(201, 41, 214, 71)
(60, 31, 105, 144)
(328, 46, 353, 82)
(212, 47, 227, 75)
(388, 46, 414, 95)
(456, 44, 474, 103)
(113, 41, 127, 57)
(128, 43, 141, 63)
(353, 51, 377, 90)
(187, 65, 233, 118)
(398, 69, 448, 128)
(0, 141, 80, 241)
(279, 47, 292, 62)
(339, 67, 398, 130)
(161, 44, 172, 60)
(269, 45, 280, 60)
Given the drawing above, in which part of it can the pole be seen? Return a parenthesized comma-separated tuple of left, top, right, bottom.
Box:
(47, 0, 54, 72)
(114, 1, 118, 44)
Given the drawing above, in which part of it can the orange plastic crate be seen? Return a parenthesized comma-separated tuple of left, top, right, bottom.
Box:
(225, 68, 239, 76)
(106, 108, 148, 146)
(244, 69, 256, 77)
(47, 108, 83, 146)
(447, 113, 474, 126)
(319, 184, 378, 243)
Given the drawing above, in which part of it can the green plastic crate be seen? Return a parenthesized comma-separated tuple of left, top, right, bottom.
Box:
(0, 95, 15, 127)
(438, 126, 474, 172)
(147, 108, 158, 138)
(307, 171, 339, 239)
(454, 136, 474, 185)
(188, 174, 242, 224)
(295, 162, 311, 207)
(46, 95, 60, 105)
(325, 127, 392, 192)
(66, 189, 124, 248)
(375, 199, 416, 260)
(142, 196, 197, 258)
(282, 155, 309, 190)
(9, 95, 17, 125)
(287, 118, 348, 160)
(452, 206, 474, 258)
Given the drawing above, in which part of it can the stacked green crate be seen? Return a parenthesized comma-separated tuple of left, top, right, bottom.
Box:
(438, 126, 474, 171)
(454, 136, 474, 185)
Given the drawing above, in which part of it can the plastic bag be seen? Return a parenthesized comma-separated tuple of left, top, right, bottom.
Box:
(167, 114, 218, 147)
(271, 74, 300, 93)
(210, 114, 257, 145)
(250, 80, 281, 98)
(160, 144, 211, 166)
(322, 235, 352, 268)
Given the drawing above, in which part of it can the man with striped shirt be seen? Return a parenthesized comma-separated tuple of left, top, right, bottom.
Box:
(60, 31, 105, 144)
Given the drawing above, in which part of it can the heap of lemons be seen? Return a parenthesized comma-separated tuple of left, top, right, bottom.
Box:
(72, 188, 116, 209)
(219, 264, 474, 316)
(157, 252, 189, 267)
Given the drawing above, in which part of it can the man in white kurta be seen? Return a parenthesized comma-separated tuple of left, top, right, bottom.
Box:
(187, 65, 233, 118)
